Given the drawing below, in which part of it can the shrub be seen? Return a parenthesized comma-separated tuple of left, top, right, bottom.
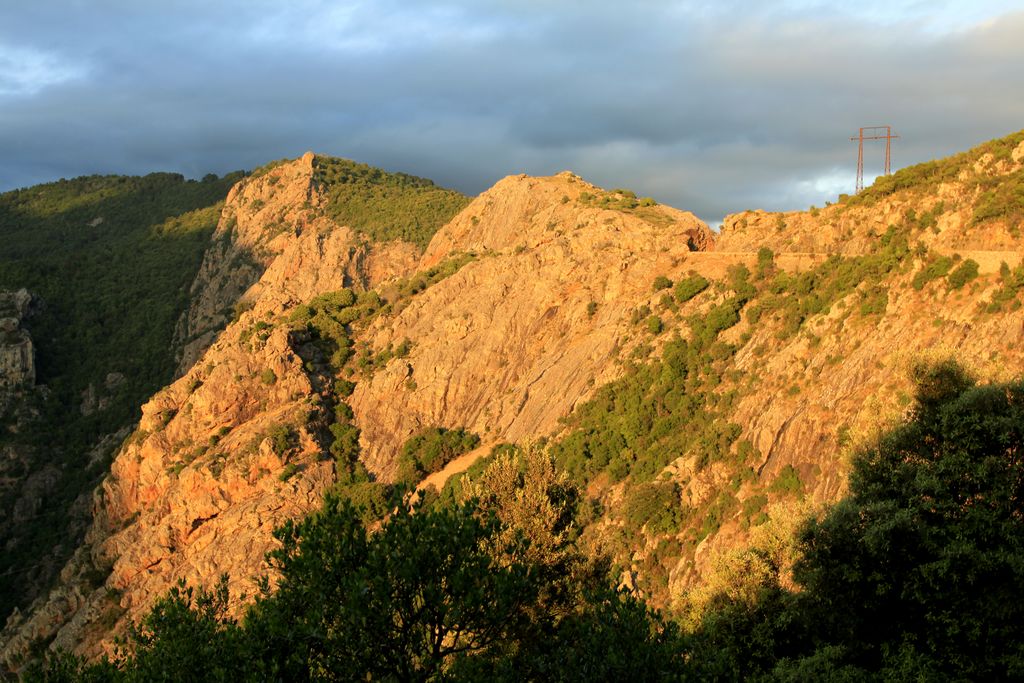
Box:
(330, 422, 361, 470)
(858, 285, 888, 316)
(768, 465, 803, 497)
(911, 255, 954, 290)
(333, 480, 392, 524)
(396, 427, 481, 484)
(727, 263, 755, 299)
(946, 259, 979, 290)
(674, 274, 710, 303)
(622, 481, 685, 535)
(690, 298, 743, 346)
(260, 368, 277, 385)
(696, 491, 737, 542)
(756, 247, 775, 280)
(630, 305, 651, 325)
(917, 202, 945, 231)
(652, 275, 673, 291)
(985, 262, 1024, 311)
(972, 169, 1024, 226)
(288, 288, 368, 369)
(267, 424, 298, 456)
(741, 494, 768, 526)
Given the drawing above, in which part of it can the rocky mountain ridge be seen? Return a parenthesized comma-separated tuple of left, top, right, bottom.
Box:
(3, 130, 1024, 666)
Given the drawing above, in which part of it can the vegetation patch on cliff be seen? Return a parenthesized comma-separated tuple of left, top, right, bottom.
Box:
(547, 227, 916, 600)
(396, 427, 481, 485)
(282, 254, 481, 522)
(312, 156, 471, 249)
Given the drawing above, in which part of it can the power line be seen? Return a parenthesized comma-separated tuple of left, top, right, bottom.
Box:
(850, 125, 899, 193)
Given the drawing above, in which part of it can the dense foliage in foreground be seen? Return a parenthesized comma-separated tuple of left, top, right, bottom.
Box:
(686, 361, 1024, 680)
(28, 362, 1024, 681)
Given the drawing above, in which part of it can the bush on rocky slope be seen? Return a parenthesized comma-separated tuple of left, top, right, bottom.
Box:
(396, 427, 481, 485)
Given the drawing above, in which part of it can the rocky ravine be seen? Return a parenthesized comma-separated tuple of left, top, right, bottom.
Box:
(4, 133, 1024, 664)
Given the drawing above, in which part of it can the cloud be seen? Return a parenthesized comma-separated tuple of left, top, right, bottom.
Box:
(0, 1, 1022, 224)
(0, 43, 86, 96)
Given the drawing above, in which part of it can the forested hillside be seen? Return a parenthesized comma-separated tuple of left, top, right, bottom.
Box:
(0, 172, 241, 620)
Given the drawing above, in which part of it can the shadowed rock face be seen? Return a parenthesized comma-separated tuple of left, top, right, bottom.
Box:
(4, 132, 1024, 666)
(0, 289, 35, 388)
(0, 288, 43, 573)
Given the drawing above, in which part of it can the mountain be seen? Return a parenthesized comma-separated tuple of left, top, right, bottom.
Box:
(2, 130, 1023, 667)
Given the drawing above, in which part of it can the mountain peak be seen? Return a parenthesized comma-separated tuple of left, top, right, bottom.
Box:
(422, 171, 714, 265)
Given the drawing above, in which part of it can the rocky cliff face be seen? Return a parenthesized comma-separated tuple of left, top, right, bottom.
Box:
(0, 288, 41, 535)
(173, 152, 420, 373)
(4, 132, 1024, 666)
(0, 289, 36, 389)
(353, 172, 715, 477)
(0, 287, 43, 520)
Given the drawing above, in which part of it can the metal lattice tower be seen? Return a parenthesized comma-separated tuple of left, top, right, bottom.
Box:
(850, 125, 899, 193)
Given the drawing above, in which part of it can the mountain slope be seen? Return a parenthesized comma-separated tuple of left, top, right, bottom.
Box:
(0, 162, 716, 663)
(3, 130, 1024, 667)
(0, 170, 242, 624)
(352, 172, 714, 477)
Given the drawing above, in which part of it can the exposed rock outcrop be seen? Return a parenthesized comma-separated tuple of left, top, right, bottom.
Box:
(0, 289, 36, 388)
(354, 172, 715, 478)
(174, 153, 421, 375)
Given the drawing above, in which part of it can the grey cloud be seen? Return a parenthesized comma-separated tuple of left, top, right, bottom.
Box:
(0, 1, 1022, 224)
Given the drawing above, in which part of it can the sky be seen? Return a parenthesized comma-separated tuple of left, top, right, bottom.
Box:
(1, 1, 1023, 224)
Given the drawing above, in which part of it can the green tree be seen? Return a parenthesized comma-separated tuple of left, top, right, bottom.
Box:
(243, 496, 543, 681)
(30, 490, 683, 681)
(479, 588, 683, 682)
(117, 578, 253, 682)
(686, 363, 1024, 679)
(652, 275, 673, 291)
(24, 579, 251, 683)
(790, 370, 1024, 677)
